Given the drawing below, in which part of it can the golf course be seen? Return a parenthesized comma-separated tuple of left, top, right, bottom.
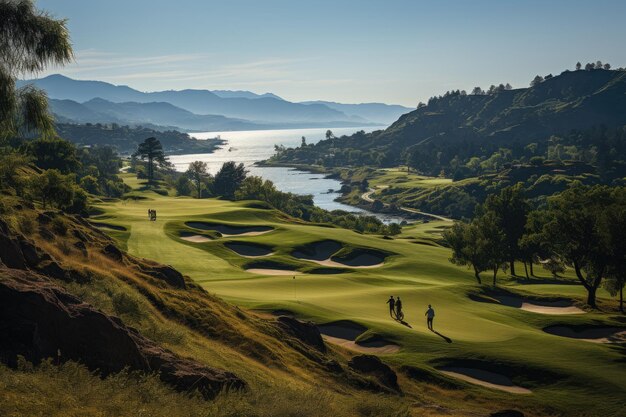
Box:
(92, 175, 626, 416)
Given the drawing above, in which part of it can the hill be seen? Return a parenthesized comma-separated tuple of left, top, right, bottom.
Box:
(271, 68, 626, 172)
(54, 123, 224, 155)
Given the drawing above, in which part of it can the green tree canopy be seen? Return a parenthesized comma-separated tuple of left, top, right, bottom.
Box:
(186, 160, 209, 198)
(23, 136, 80, 173)
(541, 183, 613, 307)
(214, 161, 247, 199)
(133, 137, 167, 181)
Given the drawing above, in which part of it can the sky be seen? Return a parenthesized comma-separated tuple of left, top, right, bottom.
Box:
(36, 0, 626, 106)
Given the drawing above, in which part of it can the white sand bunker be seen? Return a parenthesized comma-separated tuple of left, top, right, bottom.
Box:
(543, 325, 626, 344)
(186, 221, 273, 237)
(496, 296, 585, 315)
(472, 293, 585, 315)
(437, 367, 531, 394)
(293, 241, 386, 268)
(318, 321, 400, 354)
(225, 242, 274, 258)
(179, 232, 212, 243)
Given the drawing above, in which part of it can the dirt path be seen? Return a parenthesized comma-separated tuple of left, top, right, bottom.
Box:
(361, 187, 452, 222)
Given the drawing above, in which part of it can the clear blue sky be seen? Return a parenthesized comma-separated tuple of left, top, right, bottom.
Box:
(37, 0, 626, 106)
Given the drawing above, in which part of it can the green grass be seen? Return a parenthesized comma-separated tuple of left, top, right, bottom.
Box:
(90, 174, 626, 416)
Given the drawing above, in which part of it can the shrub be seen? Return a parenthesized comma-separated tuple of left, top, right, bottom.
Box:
(51, 216, 68, 235)
(17, 215, 36, 234)
(112, 292, 141, 320)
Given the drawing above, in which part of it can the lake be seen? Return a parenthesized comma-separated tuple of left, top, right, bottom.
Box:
(168, 127, 407, 223)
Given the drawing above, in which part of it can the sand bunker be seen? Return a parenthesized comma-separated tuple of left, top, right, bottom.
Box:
(179, 231, 212, 242)
(245, 269, 301, 275)
(293, 242, 386, 268)
(543, 325, 626, 343)
(293, 240, 342, 261)
(496, 296, 585, 315)
(225, 242, 273, 258)
(91, 222, 126, 231)
(331, 250, 386, 268)
(472, 293, 585, 315)
(437, 367, 531, 394)
(186, 222, 273, 237)
(318, 321, 400, 354)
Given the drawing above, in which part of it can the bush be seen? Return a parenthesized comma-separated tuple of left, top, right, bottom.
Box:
(51, 216, 68, 235)
(112, 292, 141, 319)
(17, 215, 36, 234)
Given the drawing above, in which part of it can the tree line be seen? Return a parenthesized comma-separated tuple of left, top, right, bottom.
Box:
(444, 183, 626, 310)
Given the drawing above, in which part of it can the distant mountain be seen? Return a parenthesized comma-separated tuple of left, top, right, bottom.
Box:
(211, 90, 283, 100)
(300, 101, 412, 124)
(48, 98, 266, 132)
(19, 75, 369, 125)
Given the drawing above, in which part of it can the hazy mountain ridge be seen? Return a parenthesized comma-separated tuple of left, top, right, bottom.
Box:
(19, 74, 387, 125)
(300, 100, 412, 124)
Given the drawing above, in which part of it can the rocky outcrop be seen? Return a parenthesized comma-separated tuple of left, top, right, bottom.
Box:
(276, 316, 326, 353)
(348, 354, 399, 391)
(135, 262, 187, 289)
(0, 269, 245, 399)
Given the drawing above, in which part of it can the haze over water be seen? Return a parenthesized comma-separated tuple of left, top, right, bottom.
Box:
(169, 126, 406, 223)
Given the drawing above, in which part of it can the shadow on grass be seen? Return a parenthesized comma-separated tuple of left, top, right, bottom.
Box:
(432, 329, 452, 343)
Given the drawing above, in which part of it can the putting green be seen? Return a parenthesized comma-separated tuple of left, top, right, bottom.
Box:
(93, 177, 626, 415)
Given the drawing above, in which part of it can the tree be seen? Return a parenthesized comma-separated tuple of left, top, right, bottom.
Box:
(595, 60, 603, 69)
(445, 221, 488, 284)
(132, 137, 167, 181)
(325, 130, 335, 141)
(483, 184, 530, 276)
(186, 160, 209, 198)
(0, 0, 73, 141)
(445, 213, 507, 286)
(471, 87, 485, 95)
(475, 212, 509, 286)
(23, 136, 80, 173)
(541, 257, 566, 278)
(576, 62, 582, 70)
(213, 161, 247, 199)
(604, 188, 626, 312)
(301, 136, 306, 147)
(174, 175, 192, 196)
(585, 62, 595, 71)
(32, 169, 74, 209)
(505, 83, 513, 90)
(603, 63, 611, 70)
(530, 75, 544, 87)
(541, 184, 612, 307)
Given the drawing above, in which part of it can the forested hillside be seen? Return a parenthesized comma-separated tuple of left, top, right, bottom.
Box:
(272, 67, 626, 181)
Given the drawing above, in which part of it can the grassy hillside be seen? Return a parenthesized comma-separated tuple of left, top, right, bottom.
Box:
(83, 175, 626, 416)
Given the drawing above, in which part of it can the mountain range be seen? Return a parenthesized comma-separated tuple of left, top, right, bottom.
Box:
(18, 74, 412, 131)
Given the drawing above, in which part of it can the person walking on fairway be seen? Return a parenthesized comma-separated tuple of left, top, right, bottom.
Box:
(386, 296, 396, 318)
(425, 304, 435, 330)
(395, 296, 403, 320)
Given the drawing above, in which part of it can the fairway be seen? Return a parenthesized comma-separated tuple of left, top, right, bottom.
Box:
(93, 180, 626, 415)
